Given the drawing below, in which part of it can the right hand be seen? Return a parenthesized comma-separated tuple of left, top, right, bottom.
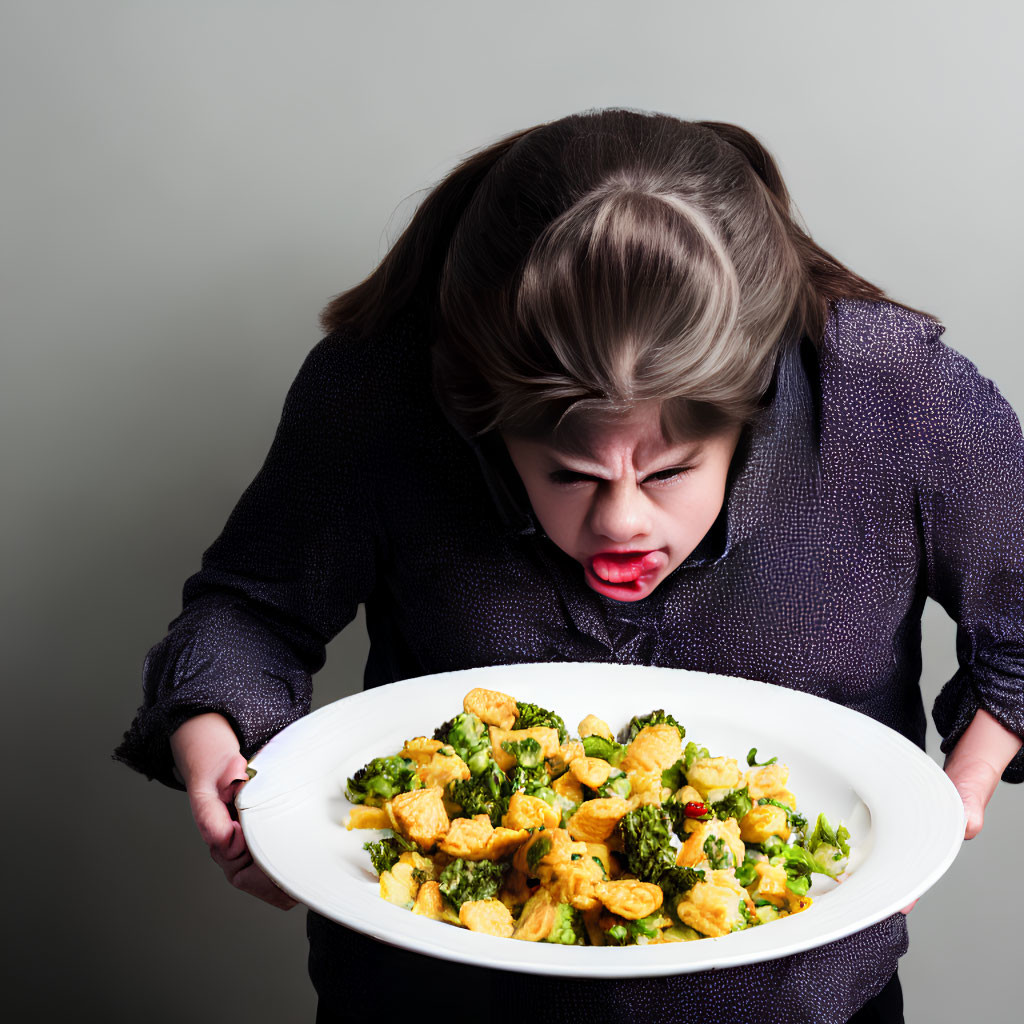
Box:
(169, 712, 298, 911)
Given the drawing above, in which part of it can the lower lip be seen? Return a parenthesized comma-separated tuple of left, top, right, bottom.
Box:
(583, 559, 663, 600)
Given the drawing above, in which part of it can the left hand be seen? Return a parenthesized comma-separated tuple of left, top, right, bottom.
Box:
(900, 710, 1018, 915)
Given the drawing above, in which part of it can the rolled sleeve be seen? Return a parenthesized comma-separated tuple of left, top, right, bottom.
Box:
(915, 341, 1024, 781)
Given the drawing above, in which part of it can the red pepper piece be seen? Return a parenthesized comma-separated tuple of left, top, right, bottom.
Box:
(684, 801, 709, 818)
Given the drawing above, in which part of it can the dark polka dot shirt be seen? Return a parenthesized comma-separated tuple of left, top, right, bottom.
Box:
(115, 298, 1024, 1023)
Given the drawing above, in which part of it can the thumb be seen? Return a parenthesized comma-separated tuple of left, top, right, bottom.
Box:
(959, 790, 985, 840)
(189, 786, 237, 853)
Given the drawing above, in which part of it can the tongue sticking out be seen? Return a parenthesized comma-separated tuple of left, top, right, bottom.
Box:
(591, 553, 655, 584)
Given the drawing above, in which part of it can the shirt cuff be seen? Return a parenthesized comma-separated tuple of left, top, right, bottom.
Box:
(933, 667, 1024, 783)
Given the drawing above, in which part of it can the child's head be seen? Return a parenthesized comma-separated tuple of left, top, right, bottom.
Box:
(320, 107, 932, 596)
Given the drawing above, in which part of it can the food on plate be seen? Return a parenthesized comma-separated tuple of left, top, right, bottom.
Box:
(344, 686, 851, 946)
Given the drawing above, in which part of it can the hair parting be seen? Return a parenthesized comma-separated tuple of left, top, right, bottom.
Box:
(320, 108, 937, 446)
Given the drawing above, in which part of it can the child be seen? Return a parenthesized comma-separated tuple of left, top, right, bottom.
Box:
(115, 109, 1023, 1023)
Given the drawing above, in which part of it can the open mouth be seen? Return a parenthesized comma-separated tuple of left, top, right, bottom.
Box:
(589, 551, 661, 585)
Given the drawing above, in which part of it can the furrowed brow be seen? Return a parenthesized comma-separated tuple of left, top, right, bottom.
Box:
(546, 440, 704, 475)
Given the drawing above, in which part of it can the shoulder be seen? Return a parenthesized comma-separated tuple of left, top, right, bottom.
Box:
(818, 299, 1022, 483)
(820, 297, 946, 379)
(299, 308, 431, 398)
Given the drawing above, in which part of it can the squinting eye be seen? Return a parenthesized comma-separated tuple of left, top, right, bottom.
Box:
(645, 466, 693, 482)
(549, 470, 593, 485)
(548, 466, 693, 485)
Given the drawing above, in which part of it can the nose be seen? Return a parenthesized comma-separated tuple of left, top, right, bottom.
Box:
(588, 480, 652, 544)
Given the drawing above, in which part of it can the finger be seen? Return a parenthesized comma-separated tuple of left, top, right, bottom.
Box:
(228, 862, 299, 911)
(899, 898, 919, 915)
(208, 821, 249, 868)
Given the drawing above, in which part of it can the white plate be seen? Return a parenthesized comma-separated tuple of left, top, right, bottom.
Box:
(237, 662, 965, 979)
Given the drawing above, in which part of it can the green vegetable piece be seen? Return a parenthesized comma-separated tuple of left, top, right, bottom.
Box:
(545, 903, 586, 945)
(618, 804, 676, 882)
(703, 835, 734, 870)
(657, 865, 704, 920)
(448, 758, 512, 826)
(514, 701, 568, 744)
(526, 835, 552, 875)
(803, 812, 851, 876)
(734, 850, 761, 887)
(712, 787, 753, 823)
(661, 758, 686, 791)
(622, 710, 686, 744)
(682, 740, 710, 772)
(732, 900, 755, 931)
(605, 911, 664, 945)
(437, 858, 509, 910)
(362, 832, 416, 876)
(762, 835, 816, 892)
(501, 736, 544, 769)
(443, 713, 490, 765)
(661, 923, 703, 942)
(747, 747, 778, 767)
(581, 734, 627, 766)
(345, 755, 422, 807)
(595, 769, 631, 800)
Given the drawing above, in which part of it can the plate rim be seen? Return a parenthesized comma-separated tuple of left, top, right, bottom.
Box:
(238, 661, 965, 978)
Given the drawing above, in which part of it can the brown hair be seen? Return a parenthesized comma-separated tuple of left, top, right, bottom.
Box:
(320, 108, 937, 445)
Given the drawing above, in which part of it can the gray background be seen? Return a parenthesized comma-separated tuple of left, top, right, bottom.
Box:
(4, 1, 1020, 1020)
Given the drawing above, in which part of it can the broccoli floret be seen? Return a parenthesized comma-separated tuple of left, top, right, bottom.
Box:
(712, 787, 753, 823)
(514, 701, 568, 743)
(448, 759, 512, 825)
(501, 736, 544, 769)
(605, 911, 664, 945)
(432, 718, 453, 742)
(657, 865, 704, 920)
(703, 835, 735, 870)
(345, 755, 422, 806)
(746, 747, 778, 767)
(581, 734, 627, 766)
(621, 709, 686, 744)
(362, 832, 416, 876)
(545, 902, 586, 945)
(682, 740, 710, 771)
(618, 804, 676, 882)
(441, 712, 490, 765)
(437, 858, 509, 910)
(758, 797, 808, 834)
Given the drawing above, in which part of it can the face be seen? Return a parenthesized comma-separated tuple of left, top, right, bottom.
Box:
(501, 404, 743, 602)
